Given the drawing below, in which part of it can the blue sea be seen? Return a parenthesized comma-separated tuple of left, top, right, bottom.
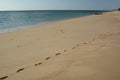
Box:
(0, 10, 106, 33)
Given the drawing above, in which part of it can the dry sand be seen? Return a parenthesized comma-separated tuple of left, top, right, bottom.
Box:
(0, 11, 120, 80)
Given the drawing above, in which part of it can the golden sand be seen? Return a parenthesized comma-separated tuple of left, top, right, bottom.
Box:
(0, 11, 120, 80)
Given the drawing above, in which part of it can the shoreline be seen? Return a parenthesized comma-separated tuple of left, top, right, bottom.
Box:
(0, 15, 91, 34)
(0, 11, 107, 34)
(0, 11, 120, 80)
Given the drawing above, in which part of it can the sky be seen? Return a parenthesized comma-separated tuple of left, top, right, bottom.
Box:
(0, 0, 120, 10)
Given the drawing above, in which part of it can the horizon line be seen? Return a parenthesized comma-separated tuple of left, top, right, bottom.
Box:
(0, 9, 111, 11)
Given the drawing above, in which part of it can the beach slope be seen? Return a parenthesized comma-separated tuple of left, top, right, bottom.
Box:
(0, 11, 120, 80)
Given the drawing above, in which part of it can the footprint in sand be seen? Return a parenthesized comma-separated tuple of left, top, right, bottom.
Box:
(92, 38, 95, 41)
(60, 30, 64, 33)
(76, 44, 79, 47)
(17, 45, 21, 47)
(88, 40, 93, 43)
(55, 53, 61, 56)
(16, 68, 24, 73)
(45, 57, 51, 60)
(72, 47, 76, 49)
(64, 50, 67, 52)
(10, 39, 14, 40)
(83, 42, 88, 44)
(34, 62, 42, 66)
(0, 76, 8, 80)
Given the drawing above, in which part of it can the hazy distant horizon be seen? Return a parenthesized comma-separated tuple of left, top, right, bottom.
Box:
(0, 9, 110, 11)
(0, 0, 120, 11)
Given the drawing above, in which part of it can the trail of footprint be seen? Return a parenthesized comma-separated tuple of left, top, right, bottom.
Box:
(0, 49, 68, 79)
(1, 37, 96, 79)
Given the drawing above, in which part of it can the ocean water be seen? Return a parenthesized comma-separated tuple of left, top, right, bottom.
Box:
(0, 10, 106, 33)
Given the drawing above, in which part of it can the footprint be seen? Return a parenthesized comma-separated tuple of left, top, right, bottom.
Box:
(55, 53, 61, 56)
(34, 62, 42, 66)
(16, 68, 24, 73)
(76, 44, 79, 47)
(0, 76, 8, 80)
(60, 30, 64, 33)
(34, 64, 38, 66)
(92, 38, 95, 41)
(72, 47, 76, 49)
(10, 39, 14, 40)
(64, 50, 67, 52)
(83, 42, 88, 44)
(17, 45, 21, 47)
(45, 57, 51, 60)
(89, 41, 91, 43)
(38, 62, 42, 65)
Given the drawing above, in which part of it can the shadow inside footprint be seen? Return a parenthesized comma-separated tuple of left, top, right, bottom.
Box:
(89, 41, 91, 43)
(35, 62, 42, 66)
(64, 50, 67, 52)
(92, 38, 95, 41)
(72, 47, 76, 49)
(45, 57, 51, 60)
(55, 53, 61, 56)
(60, 30, 64, 33)
(17, 45, 21, 47)
(76, 44, 79, 47)
(0, 76, 8, 80)
(16, 68, 24, 73)
(84, 42, 88, 44)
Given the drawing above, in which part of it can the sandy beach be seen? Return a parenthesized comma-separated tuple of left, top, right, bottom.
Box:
(0, 11, 120, 80)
